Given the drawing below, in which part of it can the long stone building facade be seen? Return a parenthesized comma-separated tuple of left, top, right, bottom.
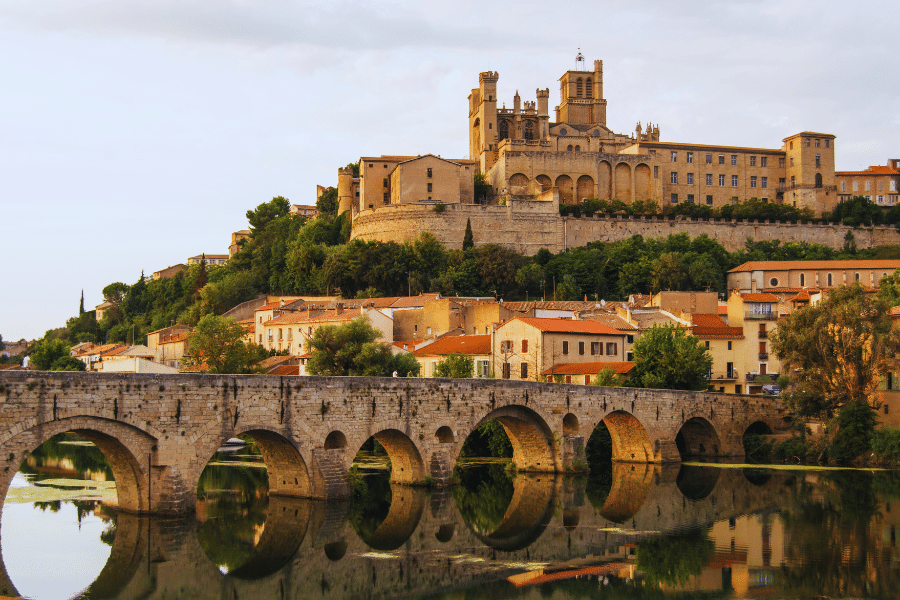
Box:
(342, 57, 900, 253)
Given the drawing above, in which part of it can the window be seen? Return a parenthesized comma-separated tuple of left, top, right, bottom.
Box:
(591, 342, 600, 355)
(687, 152, 693, 163)
(627, 335, 634, 343)
(770, 277, 779, 287)
(520, 362, 528, 379)
(790, 156, 794, 167)
(585, 78, 593, 97)
(805, 138, 810, 147)
(706, 195, 713, 205)
(427, 168, 433, 178)
(815, 173, 823, 188)
(719, 174, 726, 187)
(705, 153, 712, 164)
(287, 328, 292, 340)
(865, 181, 871, 192)
(502, 363, 510, 379)
(653, 166, 659, 179)
(750, 156, 756, 167)
(671, 151, 677, 162)
(574, 145, 580, 151)
(761, 177, 767, 188)
(567, 145, 573, 151)
(383, 192, 389, 203)
(779, 157, 785, 168)
(383, 178, 388, 187)
(815, 138, 820, 148)
(892, 181, 897, 192)
(576, 77, 583, 96)
(841, 181, 847, 192)
(278, 328, 283, 340)
(727, 341, 732, 350)
(750, 176, 757, 188)
(687, 173, 694, 185)
(731, 155, 738, 165)
(761, 156, 767, 167)
(427, 327, 431, 335)
(790, 141, 794, 150)
(706, 174, 713, 185)
(718, 154, 725, 165)
(825, 139, 830, 148)
(815, 154, 821, 168)
(562, 341, 569, 355)
(853, 181, 859, 191)
(498, 121, 508, 140)
(500, 339, 510, 352)
(671, 193, 678, 203)
(427, 183, 432, 192)
(732, 175, 738, 187)
(579, 341, 585, 355)
(670, 172, 678, 184)
(521, 339, 528, 353)
(791, 175, 796, 186)
(827, 273, 833, 286)
(688, 194, 695, 203)
(880, 180, 885, 192)
(705, 341, 710, 349)
(855, 273, 860, 282)
(606, 342, 618, 356)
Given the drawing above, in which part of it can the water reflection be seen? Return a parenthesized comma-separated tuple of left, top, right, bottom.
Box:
(5, 436, 900, 599)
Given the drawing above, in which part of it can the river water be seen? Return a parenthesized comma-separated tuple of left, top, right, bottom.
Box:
(2, 435, 900, 599)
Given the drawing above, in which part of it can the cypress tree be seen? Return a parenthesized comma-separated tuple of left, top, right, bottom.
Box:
(79, 290, 85, 315)
(463, 218, 474, 250)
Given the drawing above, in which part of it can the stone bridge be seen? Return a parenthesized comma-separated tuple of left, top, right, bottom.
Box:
(0, 372, 783, 515)
(0, 465, 799, 600)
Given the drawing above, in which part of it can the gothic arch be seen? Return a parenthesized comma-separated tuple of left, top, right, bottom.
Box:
(524, 120, 535, 141)
(556, 174, 574, 205)
(634, 163, 652, 201)
(598, 160, 612, 200)
(585, 77, 593, 97)
(614, 162, 632, 201)
(815, 173, 823, 188)
(576, 78, 583, 97)
(576, 175, 595, 202)
(509, 173, 529, 196)
(498, 120, 509, 141)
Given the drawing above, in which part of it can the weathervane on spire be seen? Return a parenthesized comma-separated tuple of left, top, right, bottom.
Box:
(575, 48, 585, 70)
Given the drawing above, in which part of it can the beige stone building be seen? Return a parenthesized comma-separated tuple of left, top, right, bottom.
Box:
(344, 56, 847, 252)
(492, 317, 626, 381)
(727, 260, 900, 293)
(835, 159, 900, 206)
(413, 335, 491, 378)
(147, 324, 193, 369)
(726, 292, 784, 394)
(261, 306, 393, 356)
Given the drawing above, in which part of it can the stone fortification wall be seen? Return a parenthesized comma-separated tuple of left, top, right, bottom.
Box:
(351, 203, 900, 254)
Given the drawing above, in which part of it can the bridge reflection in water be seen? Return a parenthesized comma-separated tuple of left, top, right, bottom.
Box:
(0, 460, 801, 600)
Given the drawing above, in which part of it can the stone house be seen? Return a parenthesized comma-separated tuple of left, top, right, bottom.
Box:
(836, 160, 900, 206)
(727, 260, 900, 294)
(412, 335, 491, 378)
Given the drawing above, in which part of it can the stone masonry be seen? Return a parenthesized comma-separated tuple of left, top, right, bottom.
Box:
(0, 371, 783, 515)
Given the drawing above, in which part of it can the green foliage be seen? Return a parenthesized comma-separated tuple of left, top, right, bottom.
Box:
(452, 464, 514, 533)
(316, 186, 338, 216)
(871, 427, 900, 462)
(772, 283, 900, 414)
(345, 161, 360, 178)
(590, 366, 623, 387)
(305, 316, 406, 377)
(462, 218, 474, 250)
(830, 196, 883, 227)
(459, 419, 513, 458)
(635, 530, 715, 589)
(432, 202, 446, 213)
(743, 433, 774, 463)
(773, 436, 815, 462)
(29, 338, 73, 371)
(49, 355, 86, 371)
(473, 172, 491, 203)
(433, 353, 474, 378)
(630, 324, 712, 390)
(181, 315, 268, 374)
(830, 400, 877, 463)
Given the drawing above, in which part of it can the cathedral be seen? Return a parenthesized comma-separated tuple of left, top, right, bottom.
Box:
(339, 56, 840, 245)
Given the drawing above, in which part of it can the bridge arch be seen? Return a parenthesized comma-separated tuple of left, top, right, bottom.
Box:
(601, 410, 654, 463)
(0, 416, 155, 514)
(466, 404, 557, 472)
(676, 417, 722, 460)
(367, 429, 427, 485)
(357, 483, 426, 550)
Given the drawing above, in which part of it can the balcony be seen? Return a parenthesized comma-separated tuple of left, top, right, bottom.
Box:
(746, 372, 779, 382)
(759, 352, 769, 360)
(708, 371, 737, 381)
(758, 331, 768, 339)
(745, 311, 778, 321)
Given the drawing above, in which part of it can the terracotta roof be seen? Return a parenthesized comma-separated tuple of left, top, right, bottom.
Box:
(729, 260, 900, 273)
(266, 307, 364, 326)
(510, 317, 622, 335)
(324, 297, 399, 309)
(393, 340, 419, 351)
(579, 313, 639, 331)
(789, 289, 812, 302)
(268, 365, 300, 376)
(101, 346, 129, 357)
(835, 166, 900, 176)
(414, 335, 491, 357)
(0, 364, 23, 371)
(73, 343, 121, 357)
(691, 314, 728, 327)
(500, 301, 592, 312)
(739, 293, 779, 302)
(541, 361, 636, 376)
(761, 287, 822, 294)
(160, 333, 188, 344)
(259, 355, 294, 371)
(180, 362, 208, 373)
(628, 294, 652, 308)
(147, 324, 192, 336)
(693, 326, 744, 339)
(718, 305, 728, 315)
(390, 293, 441, 308)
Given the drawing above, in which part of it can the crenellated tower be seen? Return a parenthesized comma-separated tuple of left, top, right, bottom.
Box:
(468, 71, 499, 172)
(556, 59, 607, 127)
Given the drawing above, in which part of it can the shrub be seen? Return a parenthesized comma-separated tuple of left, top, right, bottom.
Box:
(871, 427, 900, 462)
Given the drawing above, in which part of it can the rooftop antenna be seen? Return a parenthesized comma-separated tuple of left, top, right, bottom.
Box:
(575, 49, 585, 70)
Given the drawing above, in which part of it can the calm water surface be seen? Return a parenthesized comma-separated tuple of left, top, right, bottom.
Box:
(2, 436, 900, 599)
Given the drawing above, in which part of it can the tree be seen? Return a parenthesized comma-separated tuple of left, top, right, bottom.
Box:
(79, 290, 85, 315)
(306, 317, 385, 376)
(772, 283, 900, 417)
(630, 324, 712, 390)
(433, 353, 474, 378)
(0, 334, 4, 352)
(591, 366, 623, 387)
(49, 355, 86, 371)
(29, 338, 73, 371)
(463, 218, 474, 250)
(181, 315, 268, 374)
(316, 186, 338, 217)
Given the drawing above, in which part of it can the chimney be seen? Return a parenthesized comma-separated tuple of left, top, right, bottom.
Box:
(280, 299, 285, 307)
(335, 302, 344, 316)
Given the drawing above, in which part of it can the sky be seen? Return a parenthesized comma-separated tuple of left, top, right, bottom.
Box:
(1, 0, 898, 342)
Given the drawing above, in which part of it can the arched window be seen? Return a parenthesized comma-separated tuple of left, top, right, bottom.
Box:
(574, 145, 581, 151)
(498, 120, 509, 141)
(576, 78, 583, 97)
(800, 273, 805, 287)
(827, 273, 833, 287)
(585, 77, 593, 97)
(524, 121, 534, 140)
(815, 173, 823, 188)
(567, 145, 573, 151)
